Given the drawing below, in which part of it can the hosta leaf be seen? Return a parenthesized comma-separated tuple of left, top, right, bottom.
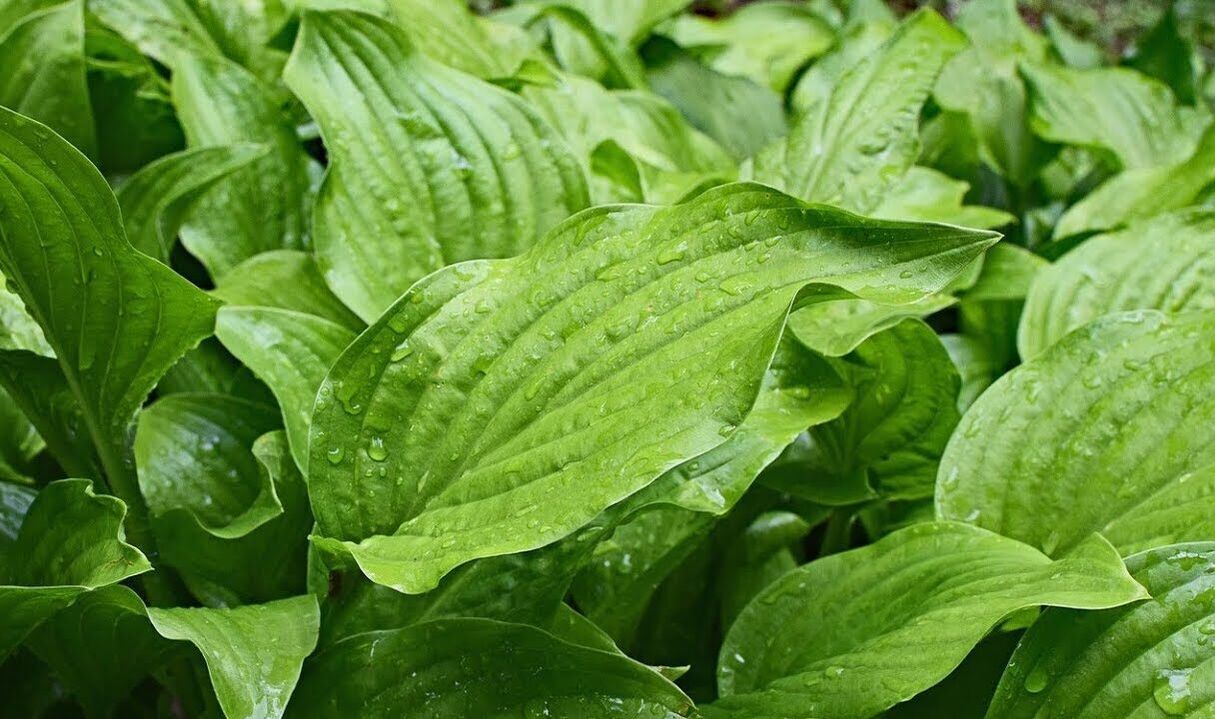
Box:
(147, 595, 319, 719)
(752, 9, 965, 214)
(663, 1, 835, 92)
(933, 0, 1049, 187)
(0, 481, 33, 544)
(787, 293, 958, 358)
(385, 0, 529, 78)
(0, 106, 219, 536)
(0, 0, 96, 158)
(642, 37, 787, 161)
(90, 0, 221, 69)
(789, 18, 894, 116)
(1128, 7, 1197, 105)
(0, 386, 42, 483)
(172, 53, 313, 278)
(1021, 61, 1207, 170)
(25, 585, 180, 719)
(1021, 210, 1215, 359)
(873, 167, 1013, 229)
(0, 479, 151, 658)
(0, 352, 96, 477)
(137, 399, 312, 604)
(115, 144, 267, 264)
(1054, 124, 1215, 238)
(709, 523, 1146, 719)
(283, 9, 589, 321)
(307, 183, 995, 593)
(1043, 14, 1103, 70)
(287, 617, 694, 718)
(216, 308, 357, 473)
(987, 542, 1215, 719)
(213, 251, 363, 331)
(517, 0, 689, 45)
(764, 319, 960, 505)
(938, 311, 1215, 557)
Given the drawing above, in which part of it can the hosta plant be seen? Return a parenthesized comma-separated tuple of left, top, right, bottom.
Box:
(1, 0, 1214, 717)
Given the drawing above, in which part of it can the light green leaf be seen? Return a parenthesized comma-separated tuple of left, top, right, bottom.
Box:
(516, 0, 689, 45)
(1053, 125, 1215, 238)
(284, 9, 589, 322)
(1021, 61, 1208, 170)
(643, 36, 787, 161)
(172, 53, 313, 278)
(0, 269, 50, 356)
(787, 293, 958, 359)
(663, 1, 835, 92)
(0, 481, 33, 543)
(1128, 7, 1198, 105)
(385, 0, 531, 78)
(115, 144, 267, 263)
(497, 3, 646, 89)
(938, 310, 1215, 557)
(307, 183, 995, 593)
(90, 0, 221, 69)
(934, 0, 1050, 186)
(216, 307, 356, 473)
(0, 384, 42, 483)
(0, 479, 151, 659)
(0, 0, 96, 158)
(753, 9, 965, 213)
(1044, 14, 1103, 69)
(0, 105, 219, 539)
(874, 167, 1014, 229)
(709, 523, 1146, 719)
(940, 333, 1003, 411)
(213, 251, 363, 331)
(789, 19, 894, 116)
(765, 319, 960, 505)
(1021, 210, 1215, 359)
(963, 243, 1047, 303)
(287, 617, 694, 718)
(717, 510, 810, 630)
(147, 595, 319, 719)
(987, 542, 1215, 719)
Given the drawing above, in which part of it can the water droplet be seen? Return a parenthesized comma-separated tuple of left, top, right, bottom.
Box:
(657, 247, 685, 265)
(1023, 664, 1050, 694)
(1154, 668, 1194, 715)
(367, 436, 388, 461)
(391, 343, 413, 362)
(326, 446, 345, 465)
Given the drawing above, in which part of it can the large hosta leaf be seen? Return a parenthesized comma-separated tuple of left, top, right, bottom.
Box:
(148, 596, 319, 719)
(938, 311, 1215, 557)
(283, 9, 589, 321)
(987, 543, 1215, 719)
(307, 183, 995, 593)
(213, 251, 363, 331)
(0, 106, 218, 537)
(708, 522, 1146, 719)
(1020, 210, 1215, 359)
(0, 479, 150, 658)
(287, 617, 694, 718)
(1054, 125, 1215, 238)
(0, 0, 95, 158)
(752, 9, 965, 214)
(1021, 61, 1208, 170)
(172, 53, 314, 277)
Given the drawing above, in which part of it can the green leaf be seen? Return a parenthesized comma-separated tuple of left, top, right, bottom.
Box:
(137, 397, 312, 604)
(1021, 210, 1215, 359)
(709, 523, 1146, 719)
(516, 0, 690, 46)
(753, 9, 965, 213)
(963, 242, 1047, 303)
(24, 585, 181, 719)
(90, 0, 221, 69)
(213, 251, 363, 331)
(1021, 61, 1208, 170)
(216, 307, 356, 473)
(287, 617, 695, 718)
(1127, 7, 1197, 105)
(0, 386, 42, 483)
(147, 595, 319, 719)
(0, 0, 96, 159)
(788, 19, 894, 116)
(385, 0, 529, 78)
(663, 1, 835, 92)
(115, 144, 267, 263)
(1053, 125, 1215, 238)
(987, 542, 1215, 719)
(642, 36, 787, 161)
(717, 510, 810, 630)
(307, 183, 995, 593)
(283, 9, 589, 322)
(938, 310, 1215, 557)
(934, 0, 1050, 186)
(1043, 14, 1103, 70)
(172, 53, 314, 278)
(0, 481, 33, 544)
(0, 105, 219, 541)
(0, 479, 151, 659)
(873, 167, 1014, 230)
(764, 319, 960, 505)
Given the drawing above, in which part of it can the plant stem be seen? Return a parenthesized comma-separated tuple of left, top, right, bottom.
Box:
(819, 509, 853, 557)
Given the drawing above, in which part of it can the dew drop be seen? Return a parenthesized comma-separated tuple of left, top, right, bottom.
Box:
(367, 436, 388, 461)
(1022, 663, 1050, 694)
(326, 446, 345, 465)
(1154, 668, 1194, 715)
